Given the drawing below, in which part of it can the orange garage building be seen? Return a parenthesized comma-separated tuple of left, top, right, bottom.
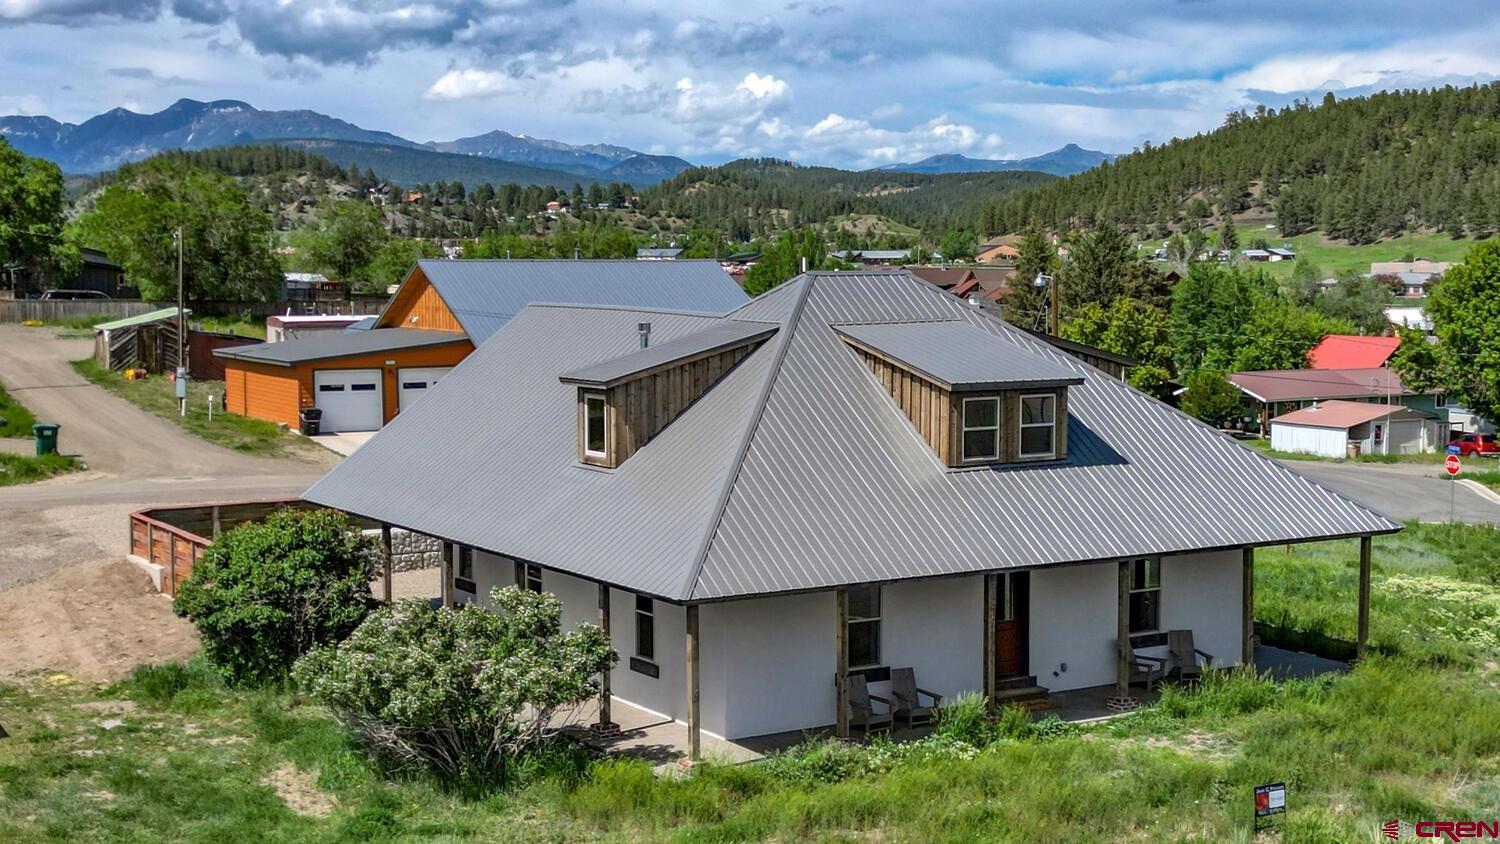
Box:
(216, 259, 751, 433)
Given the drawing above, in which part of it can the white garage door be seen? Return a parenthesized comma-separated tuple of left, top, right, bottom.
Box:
(313, 369, 383, 432)
(398, 367, 453, 412)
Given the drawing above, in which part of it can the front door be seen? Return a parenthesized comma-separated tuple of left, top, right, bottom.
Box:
(994, 571, 1029, 677)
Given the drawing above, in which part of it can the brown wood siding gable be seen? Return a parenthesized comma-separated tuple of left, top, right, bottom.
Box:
(377, 267, 464, 333)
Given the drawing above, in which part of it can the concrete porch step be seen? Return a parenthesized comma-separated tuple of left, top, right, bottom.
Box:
(995, 674, 1043, 692)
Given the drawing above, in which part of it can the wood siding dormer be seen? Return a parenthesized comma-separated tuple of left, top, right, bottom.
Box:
(378, 267, 464, 333)
(575, 343, 757, 469)
(853, 347, 1069, 467)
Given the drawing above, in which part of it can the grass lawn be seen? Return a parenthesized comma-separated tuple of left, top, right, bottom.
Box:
(1137, 227, 1492, 281)
(0, 380, 38, 438)
(1241, 434, 1446, 465)
(2, 524, 1498, 841)
(0, 452, 79, 486)
(69, 359, 332, 463)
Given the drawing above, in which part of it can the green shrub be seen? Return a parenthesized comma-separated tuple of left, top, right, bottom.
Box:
(173, 507, 377, 685)
(931, 691, 996, 745)
(293, 587, 615, 795)
(113, 659, 224, 710)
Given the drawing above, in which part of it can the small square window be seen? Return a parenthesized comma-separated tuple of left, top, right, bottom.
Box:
(961, 396, 1000, 462)
(1019, 393, 1056, 459)
(524, 563, 543, 593)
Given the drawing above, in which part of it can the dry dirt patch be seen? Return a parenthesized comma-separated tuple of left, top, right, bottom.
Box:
(262, 762, 336, 817)
(0, 557, 199, 682)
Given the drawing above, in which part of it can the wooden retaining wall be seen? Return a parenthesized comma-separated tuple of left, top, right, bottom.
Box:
(128, 499, 316, 596)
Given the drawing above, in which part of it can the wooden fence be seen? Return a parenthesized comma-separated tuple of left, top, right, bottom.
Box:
(0, 298, 388, 325)
(128, 499, 317, 596)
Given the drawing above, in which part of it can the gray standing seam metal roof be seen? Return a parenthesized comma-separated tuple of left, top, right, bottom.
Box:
(835, 321, 1084, 390)
(398, 259, 749, 344)
(212, 328, 468, 366)
(560, 321, 778, 387)
(305, 271, 1400, 604)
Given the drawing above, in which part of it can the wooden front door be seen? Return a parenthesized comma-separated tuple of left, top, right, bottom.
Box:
(994, 571, 1029, 677)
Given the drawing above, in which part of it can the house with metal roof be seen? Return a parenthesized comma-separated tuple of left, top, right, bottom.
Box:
(1307, 334, 1400, 370)
(305, 269, 1398, 756)
(1270, 400, 1441, 458)
(216, 259, 747, 433)
(1229, 366, 1449, 437)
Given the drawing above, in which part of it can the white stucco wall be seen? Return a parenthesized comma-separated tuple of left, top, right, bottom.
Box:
(1157, 549, 1243, 670)
(1029, 563, 1119, 691)
(878, 575, 984, 703)
(1271, 422, 1348, 457)
(710, 591, 834, 739)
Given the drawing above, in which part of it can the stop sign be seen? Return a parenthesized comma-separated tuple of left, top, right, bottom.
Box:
(1446, 454, 1462, 476)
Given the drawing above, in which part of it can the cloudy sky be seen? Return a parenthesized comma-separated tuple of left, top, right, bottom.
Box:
(3, 0, 1499, 168)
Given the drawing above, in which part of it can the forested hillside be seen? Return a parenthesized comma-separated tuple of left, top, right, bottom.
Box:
(980, 83, 1500, 243)
(640, 159, 1055, 239)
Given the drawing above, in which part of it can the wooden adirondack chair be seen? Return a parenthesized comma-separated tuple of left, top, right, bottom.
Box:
(889, 667, 944, 728)
(1118, 638, 1167, 690)
(1167, 630, 1214, 681)
(846, 673, 893, 734)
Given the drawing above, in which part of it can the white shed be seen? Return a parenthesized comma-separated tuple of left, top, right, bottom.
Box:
(1270, 400, 1442, 458)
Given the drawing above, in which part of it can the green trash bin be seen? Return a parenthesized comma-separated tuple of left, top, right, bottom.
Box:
(33, 423, 59, 456)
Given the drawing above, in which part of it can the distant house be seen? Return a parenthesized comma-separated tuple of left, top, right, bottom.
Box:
(1392, 271, 1438, 298)
(1384, 306, 1432, 333)
(283, 272, 345, 309)
(905, 266, 976, 293)
(1370, 260, 1453, 276)
(976, 242, 1020, 264)
(636, 248, 684, 261)
(906, 265, 1014, 309)
(830, 249, 910, 266)
(1270, 400, 1442, 458)
(1229, 367, 1449, 436)
(266, 314, 368, 344)
(1307, 335, 1400, 370)
(1241, 249, 1271, 262)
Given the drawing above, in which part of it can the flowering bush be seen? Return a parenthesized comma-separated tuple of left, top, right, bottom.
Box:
(293, 587, 615, 793)
(173, 507, 376, 684)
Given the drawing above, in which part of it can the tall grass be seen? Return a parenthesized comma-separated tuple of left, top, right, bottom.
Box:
(0, 381, 38, 437)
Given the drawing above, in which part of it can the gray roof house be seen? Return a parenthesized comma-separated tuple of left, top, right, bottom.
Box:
(306, 270, 1398, 755)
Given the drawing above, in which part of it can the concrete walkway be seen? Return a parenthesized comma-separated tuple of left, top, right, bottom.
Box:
(311, 431, 375, 456)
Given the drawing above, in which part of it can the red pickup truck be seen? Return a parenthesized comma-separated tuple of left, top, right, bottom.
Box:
(1449, 433, 1499, 457)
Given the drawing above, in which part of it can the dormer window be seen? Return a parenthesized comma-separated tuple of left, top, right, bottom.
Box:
(961, 397, 1001, 462)
(1019, 394, 1056, 459)
(583, 392, 608, 460)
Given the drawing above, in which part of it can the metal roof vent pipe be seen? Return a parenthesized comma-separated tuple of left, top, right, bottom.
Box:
(967, 295, 981, 308)
(639, 322, 651, 349)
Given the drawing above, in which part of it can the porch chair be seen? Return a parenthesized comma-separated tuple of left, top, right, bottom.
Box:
(1167, 629, 1215, 681)
(845, 673, 893, 735)
(1118, 639, 1167, 690)
(890, 667, 943, 728)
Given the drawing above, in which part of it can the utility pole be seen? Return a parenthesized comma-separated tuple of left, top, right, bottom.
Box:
(175, 227, 187, 417)
(1050, 273, 1059, 336)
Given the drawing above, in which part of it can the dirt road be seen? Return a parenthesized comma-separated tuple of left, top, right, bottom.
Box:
(0, 325, 330, 681)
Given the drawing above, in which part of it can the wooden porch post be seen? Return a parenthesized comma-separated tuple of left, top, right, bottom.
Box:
(1356, 535, 1372, 659)
(834, 589, 849, 739)
(685, 604, 701, 762)
(597, 583, 614, 730)
(380, 524, 393, 604)
(1112, 560, 1134, 707)
(1242, 547, 1255, 666)
(982, 573, 997, 710)
(210, 505, 222, 539)
(440, 543, 454, 609)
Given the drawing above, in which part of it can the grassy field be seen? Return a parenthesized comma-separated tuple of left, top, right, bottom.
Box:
(1137, 226, 1491, 280)
(0, 380, 38, 438)
(1, 524, 1498, 841)
(1241, 435, 1446, 465)
(0, 452, 79, 486)
(69, 359, 332, 463)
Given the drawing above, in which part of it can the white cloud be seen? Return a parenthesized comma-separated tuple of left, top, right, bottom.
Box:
(786, 112, 1004, 167)
(738, 72, 788, 100)
(423, 67, 511, 100)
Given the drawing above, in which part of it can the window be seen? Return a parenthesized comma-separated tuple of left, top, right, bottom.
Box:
(1019, 393, 1056, 458)
(452, 545, 476, 595)
(318, 383, 345, 392)
(351, 383, 377, 392)
(961, 396, 1000, 462)
(584, 393, 607, 458)
(524, 563, 543, 593)
(402, 381, 426, 390)
(1128, 558, 1160, 634)
(846, 585, 882, 668)
(634, 595, 655, 661)
(1435, 394, 1447, 408)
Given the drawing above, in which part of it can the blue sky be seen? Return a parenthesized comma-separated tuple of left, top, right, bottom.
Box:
(3, 0, 1499, 167)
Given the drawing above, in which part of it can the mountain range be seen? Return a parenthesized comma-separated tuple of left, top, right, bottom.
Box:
(0, 98, 1110, 187)
(872, 144, 1116, 176)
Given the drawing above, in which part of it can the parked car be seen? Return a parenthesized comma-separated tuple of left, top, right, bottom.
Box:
(39, 289, 112, 300)
(1449, 432, 1499, 457)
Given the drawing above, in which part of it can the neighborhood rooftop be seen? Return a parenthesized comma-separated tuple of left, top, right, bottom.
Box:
(1272, 399, 1431, 429)
(560, 320, 778, 388)
(306, 269, 1398, 603)
(1229, 367, 1408, 403)
(213, 327, 468, 366)
(385, 259, 748, 344)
